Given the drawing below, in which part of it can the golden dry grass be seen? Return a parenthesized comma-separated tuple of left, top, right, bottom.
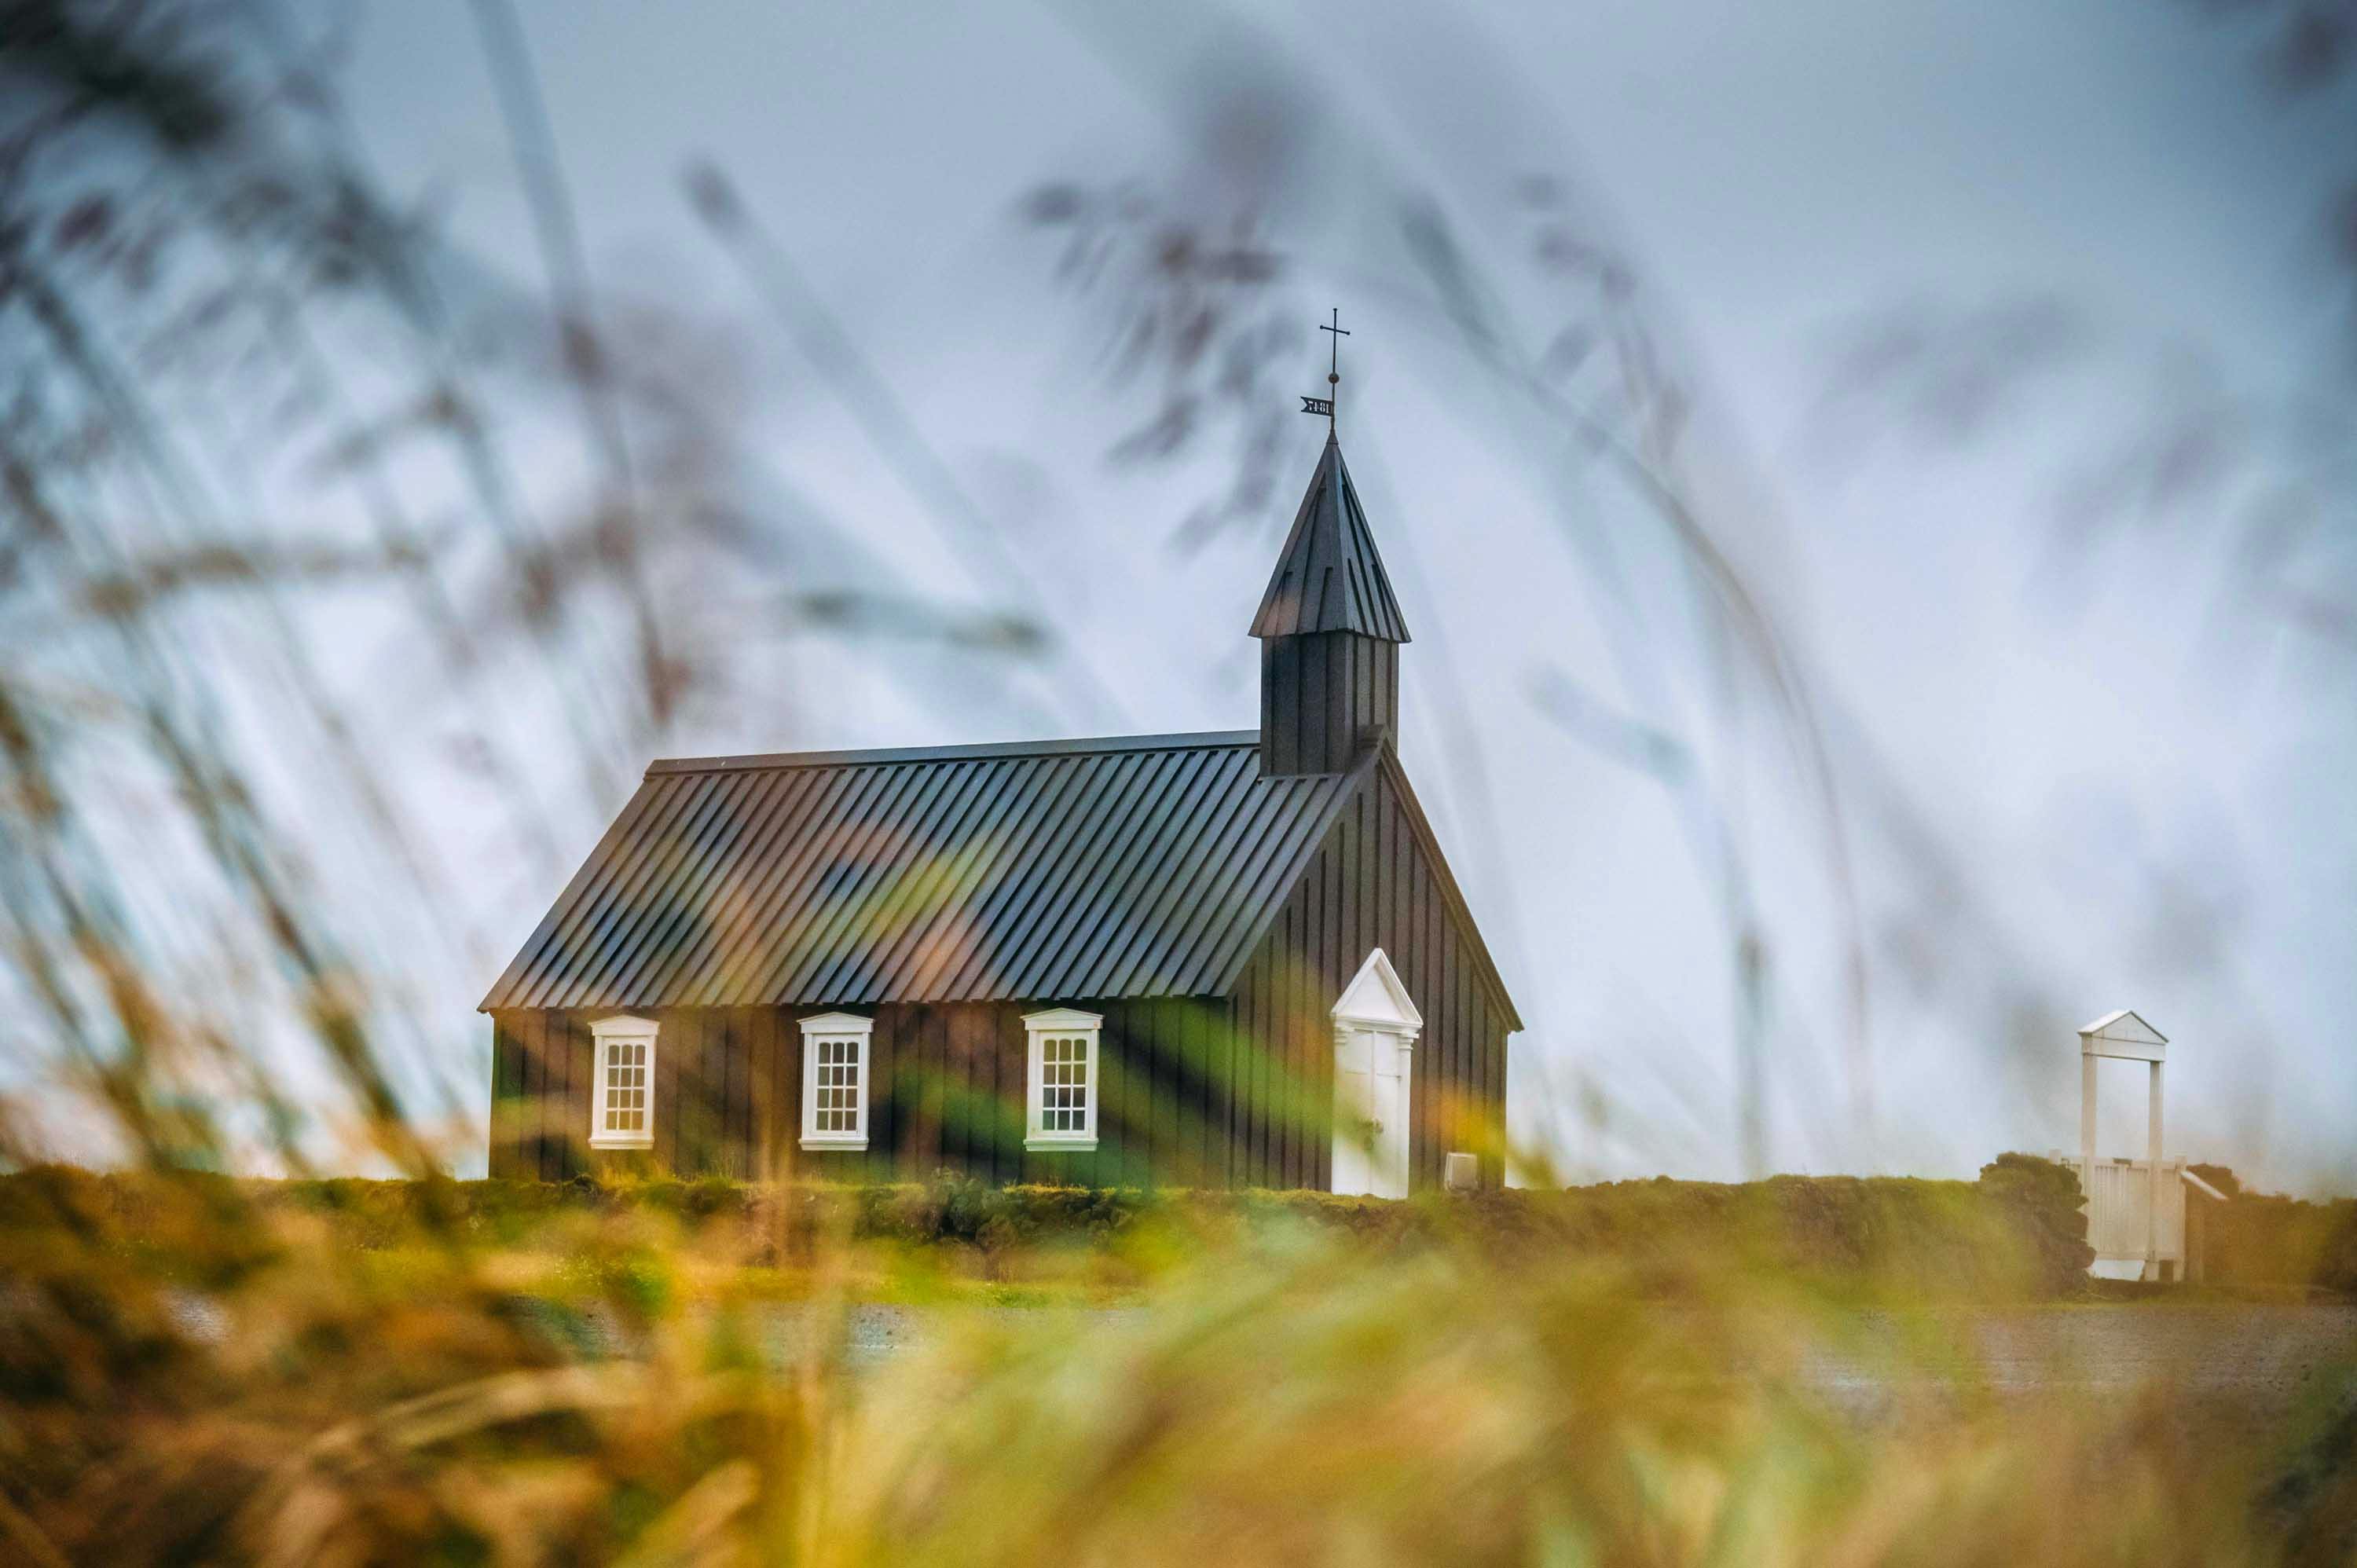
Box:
(2, 1165, 2351, 1566)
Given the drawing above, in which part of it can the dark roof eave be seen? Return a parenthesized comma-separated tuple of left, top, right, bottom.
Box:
(475, 775, 667, 1013)
(1204, 738, 1523, 1033)
(1368, 745, 1523, 1032)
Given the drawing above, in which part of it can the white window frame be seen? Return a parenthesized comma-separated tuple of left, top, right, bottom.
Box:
(588, 1014, 658, 1150)
(799, 1012, 873, 1151)
(1024, 1007, 1102, 1152)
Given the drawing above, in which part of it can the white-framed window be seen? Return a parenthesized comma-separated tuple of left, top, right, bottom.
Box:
(799, 1012, 873, 1151)
(1023, 1007, 1102, 1152)
(589, 1014, 658, 1150)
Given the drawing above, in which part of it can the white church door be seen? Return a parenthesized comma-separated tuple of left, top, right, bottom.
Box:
(1331, 949, 1423, 1199)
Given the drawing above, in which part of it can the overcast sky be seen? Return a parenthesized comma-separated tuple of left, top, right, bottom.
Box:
(323, 1, 2353, 1189)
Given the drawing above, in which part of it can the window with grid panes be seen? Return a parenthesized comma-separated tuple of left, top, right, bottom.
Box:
(798, 1013, 872, 1150)
(588, 1017, 657, 1149)
(1039, 1034, 1087, 1131)
(1023, 1009, 1101, 1151)
(813, 1036, 860, 1132)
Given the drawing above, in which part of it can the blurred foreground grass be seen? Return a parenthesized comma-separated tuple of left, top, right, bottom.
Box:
(2, 1160, 2352, 1565)
(5, 6, 2354, 1563)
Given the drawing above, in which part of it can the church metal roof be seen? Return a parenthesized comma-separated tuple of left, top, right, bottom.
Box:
(479, 732, 1373, 1012)
(1248, 435, 1412, 643)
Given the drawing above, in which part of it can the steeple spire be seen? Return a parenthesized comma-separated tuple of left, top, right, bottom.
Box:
(1250, 435, 1410, 643)
(1252, 433, 1409, 776)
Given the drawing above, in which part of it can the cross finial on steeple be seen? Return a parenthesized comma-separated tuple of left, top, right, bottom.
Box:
(1298, 306, 1349, 434)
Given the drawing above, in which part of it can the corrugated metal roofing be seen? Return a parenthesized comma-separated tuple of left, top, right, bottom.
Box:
(1248, 435, 1412, 643)
(480, 732, 1373, 1012)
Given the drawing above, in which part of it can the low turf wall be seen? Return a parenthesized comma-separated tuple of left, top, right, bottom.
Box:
(1, 1152, 2113, 1299)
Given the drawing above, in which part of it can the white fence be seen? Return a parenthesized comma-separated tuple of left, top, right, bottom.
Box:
(2053, 1150, 2189, 1275)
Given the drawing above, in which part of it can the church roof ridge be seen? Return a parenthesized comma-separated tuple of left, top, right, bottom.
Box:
(647, 729, 1259, 776)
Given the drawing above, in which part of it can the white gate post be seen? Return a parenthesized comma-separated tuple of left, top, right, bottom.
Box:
(2079, 1051, 2098, 1194)
(2146, 1060, 2164, 1280)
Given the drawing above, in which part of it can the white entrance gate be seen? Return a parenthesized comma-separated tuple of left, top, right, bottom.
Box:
(2077, 1009, 2171, 1280)
(1332, 949, 1421, 1199)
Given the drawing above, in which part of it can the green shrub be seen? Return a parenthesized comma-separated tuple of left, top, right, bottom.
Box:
(0, 1161, 2114, 1299)
(2206, 1190, 2357, 1294)
(2190, 1162, 2243, 1200)
(1977, 1152, 2099, 1291)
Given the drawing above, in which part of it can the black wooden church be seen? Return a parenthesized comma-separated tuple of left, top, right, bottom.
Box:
(482, 430, 1521, 1193)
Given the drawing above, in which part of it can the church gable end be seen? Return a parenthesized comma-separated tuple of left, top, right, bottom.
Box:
(1220, 747, 1518, 1192)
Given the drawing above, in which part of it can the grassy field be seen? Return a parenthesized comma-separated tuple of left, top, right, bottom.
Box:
(2, 1158, 2353, 1565)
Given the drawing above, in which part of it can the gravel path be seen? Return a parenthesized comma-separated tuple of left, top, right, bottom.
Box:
(313, 1291, 2349, 1438)
(812, 1300, 2356, 1414)
(1808, 1304, 2355, 1390)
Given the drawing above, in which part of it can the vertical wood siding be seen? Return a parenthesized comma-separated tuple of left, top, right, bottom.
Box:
(490, 995, 1240, 1187)
(485, 762, 1511, 1190)
(1220, 766, 1512, 1191)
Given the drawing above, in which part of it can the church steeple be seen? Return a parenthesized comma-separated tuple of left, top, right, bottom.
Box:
(1252, 434, 1410, 775)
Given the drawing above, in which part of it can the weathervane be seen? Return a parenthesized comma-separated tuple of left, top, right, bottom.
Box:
(1299, 306, 1347, 433)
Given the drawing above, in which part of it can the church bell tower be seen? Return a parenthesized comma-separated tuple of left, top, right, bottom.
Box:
(1251, 433, 1412, 775)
